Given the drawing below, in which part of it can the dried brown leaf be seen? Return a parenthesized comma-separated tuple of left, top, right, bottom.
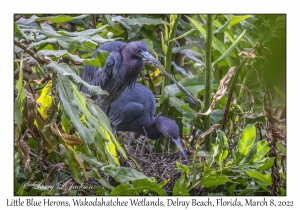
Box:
(196, 124, 220, 145)
(60, 178, 73, 195)
(45, 163, 65, 186)
(61, 134, 83, 146)
(238, 51, 256, 58)
(198, 67, 236, 116)
(19, 133, 30, 172)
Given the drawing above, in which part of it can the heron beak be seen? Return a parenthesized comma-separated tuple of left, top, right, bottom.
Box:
(140, 51, 160, 65)
(172, 138, 188, 160)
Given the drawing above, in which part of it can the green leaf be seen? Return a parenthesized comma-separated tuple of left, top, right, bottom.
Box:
(88, 168, 115, 190)
(37, 15, 88, 23)
(238, 124, 256, 154)
(14, 68, 26, 131)
(59, 144, 82, 184)
(233, 124, 256, 164)
(201, 174, 232, 188)
(57, 26, 107, 38)
(246, 171, 272, 191)
(79, 154, 104, 168)
(276, 142, 286, 156)
(212, 29, 246, 66)
(243, 140, 270, 163)
(173, 163, 190, 196)
(257, 157, 275, 171)
(27, 38, 57, 50)
(208, 144, 219, 169)
(48, 62, 106, 96)
(215, 131, 229, 169)
(87, 103, 127, 159)
(228, 15, 252, 26)
(35, 50, 106, 67)
(186, 15, 237, 66)
(102, 165, 149, 183)
(169, 29, 196, 42)
(72, 86, 120, 165)
(109, 183, 137, 195)
(55, 36, 82, 50)
(55, 75, 94, 144)
(133, 178, 167, 196)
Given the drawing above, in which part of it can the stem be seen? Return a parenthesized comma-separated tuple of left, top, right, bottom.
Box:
(221, 45, 257, 131)
(14, 40, 45, 66)
(204, 15, 213, 151)
(161, 15, 180, 117)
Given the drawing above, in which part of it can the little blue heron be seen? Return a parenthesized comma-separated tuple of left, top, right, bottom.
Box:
(80, 41, 160, 105)
(100, 83, 188, 160)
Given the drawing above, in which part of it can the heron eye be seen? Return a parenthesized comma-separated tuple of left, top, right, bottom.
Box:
(138, 48, 142, 53)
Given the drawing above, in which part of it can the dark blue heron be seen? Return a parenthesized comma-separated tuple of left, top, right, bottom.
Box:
(80, 41, 160, 105)
(101, 83, 188, 160)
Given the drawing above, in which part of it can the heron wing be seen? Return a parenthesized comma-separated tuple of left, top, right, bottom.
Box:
(109, 102, 143, 126)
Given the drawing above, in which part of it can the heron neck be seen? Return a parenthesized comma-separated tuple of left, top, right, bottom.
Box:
(143, 119, 162, 140)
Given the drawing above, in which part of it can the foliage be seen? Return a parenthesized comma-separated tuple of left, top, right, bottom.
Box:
(14, 14, 286, 196)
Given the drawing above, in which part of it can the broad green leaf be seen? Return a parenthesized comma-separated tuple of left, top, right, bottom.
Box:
(238, 124, 256, 154)
(208, 144, 219, 169)
(14, 55, 26, 130)
(113, 16, 162, 26)
(243, 140, 270, 163)
(57, 26, 107, 38)
(201, 174, 232, 188)
(73, 85, 120, 165)
(228, 15, 252, 26)
(88, 103, 127, 159)
(27, 38, 57, 50)
(48, 62, 106, 96)
(173, 162, 190, 196)
(88, 168, 115, 190)
(213, 15, 251, 34)
(109, 183, 137, 195)
(211, 109, 224, 124)
(215, 131, 229, 169)
(55, 36, 82, 50)
(59, 144, 82, 184)
(37, 15, 88, 23)
(212, 29, 246, 66)
(132, 178, 167, 196)
(257, 157, 275, 171)
(102, 165, 150, 183)
(79, 153, 104, 168)
(233, 124, 256, 164)
(35, 50, 105, 67)
(246, 171, 272, 191)
(55, 74, 94, 144)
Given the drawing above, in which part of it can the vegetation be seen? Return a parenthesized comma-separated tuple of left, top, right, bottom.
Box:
(14, 14, 286, 196)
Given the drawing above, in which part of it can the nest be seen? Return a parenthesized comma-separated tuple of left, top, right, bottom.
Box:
(120, 133, 192, 194)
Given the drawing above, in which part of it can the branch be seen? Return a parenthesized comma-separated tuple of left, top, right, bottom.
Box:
(14, 40, 45, 66)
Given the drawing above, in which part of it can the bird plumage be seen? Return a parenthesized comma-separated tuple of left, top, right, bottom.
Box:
(80, 41, 158, 106)
(101, 83, 187, 159)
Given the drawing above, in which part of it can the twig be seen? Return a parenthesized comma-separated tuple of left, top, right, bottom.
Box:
(14, 40, 45, 66)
